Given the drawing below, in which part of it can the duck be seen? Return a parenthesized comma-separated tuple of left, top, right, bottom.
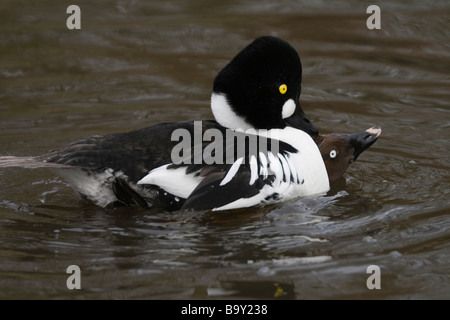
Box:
(0, 36, 381, 211)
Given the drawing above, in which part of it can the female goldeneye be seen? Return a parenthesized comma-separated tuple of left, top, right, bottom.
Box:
(0, 36, 381, 211)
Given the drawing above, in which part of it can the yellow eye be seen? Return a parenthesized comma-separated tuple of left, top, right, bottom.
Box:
(279, 84, 287, 94)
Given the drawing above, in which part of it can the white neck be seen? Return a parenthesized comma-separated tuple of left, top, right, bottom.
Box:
(256, 126, 311, 150)
(211, 92, 254, 130)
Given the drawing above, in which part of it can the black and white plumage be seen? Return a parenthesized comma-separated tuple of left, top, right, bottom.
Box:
(137, 124, 329, 211)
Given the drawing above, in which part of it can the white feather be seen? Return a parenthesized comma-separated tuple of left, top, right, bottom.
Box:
(267, 152, 283, 182)
(249, 155, 258, 185)
(220, 157, 244, 186)
(137, 164, 202, 199)
(278, 153, 290, 181)
(285, 153, 300, 183)
(259, 152, 268, 180)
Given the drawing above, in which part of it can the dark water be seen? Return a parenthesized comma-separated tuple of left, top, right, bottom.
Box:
(0, 0, 449, 299)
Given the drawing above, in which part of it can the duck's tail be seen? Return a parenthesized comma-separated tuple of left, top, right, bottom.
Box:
(0, 156, 72, 169)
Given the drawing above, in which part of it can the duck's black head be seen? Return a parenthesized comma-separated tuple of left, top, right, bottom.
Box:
(211, 36, 318, 135)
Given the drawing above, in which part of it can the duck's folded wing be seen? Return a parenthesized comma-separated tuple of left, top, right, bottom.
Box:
(140, 130, 295, 211)
(181, 162, 267, 211)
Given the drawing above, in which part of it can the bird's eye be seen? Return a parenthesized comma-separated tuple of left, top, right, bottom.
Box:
(279, 84, 287, 95)
(329, 150, 337, 158)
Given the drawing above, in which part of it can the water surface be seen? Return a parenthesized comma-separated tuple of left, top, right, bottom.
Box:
(0, 0, 449, 299)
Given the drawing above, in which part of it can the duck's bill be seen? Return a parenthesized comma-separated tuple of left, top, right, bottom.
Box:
(347, 126, 382, 162)
(284, 102, 318, 136)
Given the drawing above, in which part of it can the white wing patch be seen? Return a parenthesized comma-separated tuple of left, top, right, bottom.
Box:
(138, 164, 202, 199)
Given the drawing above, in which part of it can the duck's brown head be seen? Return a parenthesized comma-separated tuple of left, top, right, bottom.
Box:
(315, 127, 381, 181)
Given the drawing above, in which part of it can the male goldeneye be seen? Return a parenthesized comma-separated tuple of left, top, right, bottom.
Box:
(0, 36, 381, 211)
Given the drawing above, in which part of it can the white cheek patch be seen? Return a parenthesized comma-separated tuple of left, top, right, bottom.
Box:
(281, 99, 296, 119)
